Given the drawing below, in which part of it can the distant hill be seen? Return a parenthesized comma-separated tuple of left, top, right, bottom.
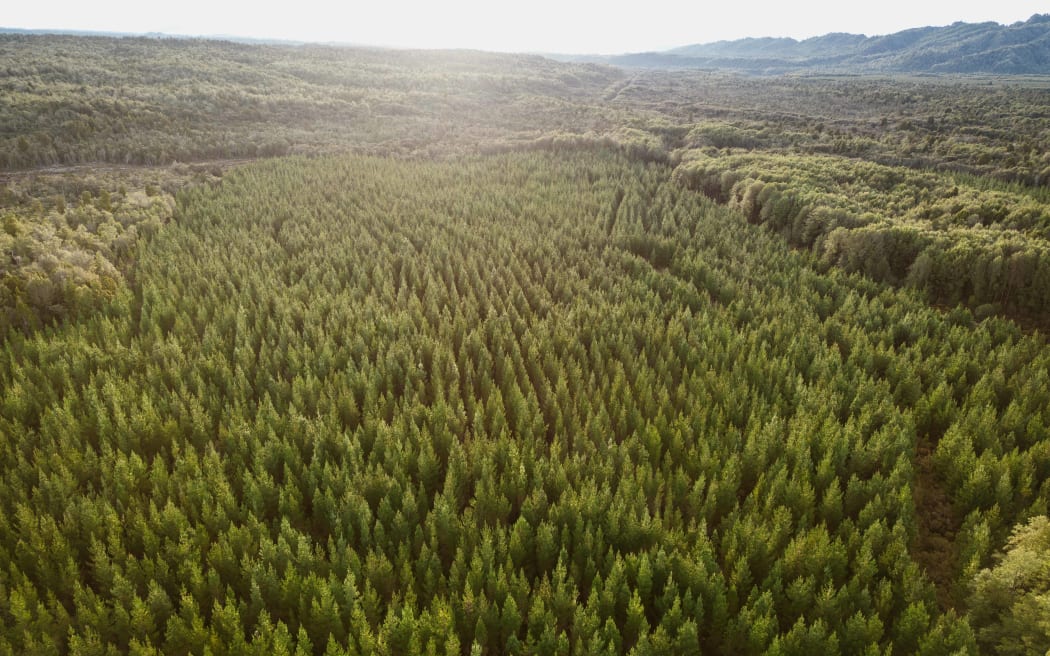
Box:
(569, 14, 1050, 74)
(0, 27, 309, 46)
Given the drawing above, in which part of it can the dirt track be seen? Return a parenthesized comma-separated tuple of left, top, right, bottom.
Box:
(0, 157, 260, 183)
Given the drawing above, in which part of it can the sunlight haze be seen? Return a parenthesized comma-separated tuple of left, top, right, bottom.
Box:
(6, 0, 1049, 53)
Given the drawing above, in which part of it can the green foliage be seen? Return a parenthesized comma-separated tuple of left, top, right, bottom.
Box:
(3, 35, 1050, 656)
(2, 150, 1047, 654)
(969, 516, 1050, 654)
(7, 34, 1048, 188)
(674, 151, 1050, 323)
(0, 34, 624, 169)
(0, 169, 181, 332)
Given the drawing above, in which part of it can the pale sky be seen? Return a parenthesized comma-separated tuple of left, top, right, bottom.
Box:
(5, 1, 1048, 54)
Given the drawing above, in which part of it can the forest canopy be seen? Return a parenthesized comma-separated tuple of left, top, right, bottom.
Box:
(2, 150, 1049, 654)
(1, 34, 1050, 655)
(4, 34, 1050, 324)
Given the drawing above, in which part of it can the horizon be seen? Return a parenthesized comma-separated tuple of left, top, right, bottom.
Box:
(3, 2, 1048, 55)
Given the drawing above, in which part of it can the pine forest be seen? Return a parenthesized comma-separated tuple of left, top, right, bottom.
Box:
(2, 34, 1050, 655)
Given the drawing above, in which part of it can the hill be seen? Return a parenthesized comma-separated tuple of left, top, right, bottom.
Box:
(578, 14, 1050, 74)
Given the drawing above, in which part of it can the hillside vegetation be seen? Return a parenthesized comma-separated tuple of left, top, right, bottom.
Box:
(4, 35, 1050, 327)
(675, 152, 1050, 324)
(2, 34, 1050, 655)
(0, 35, 622, 169)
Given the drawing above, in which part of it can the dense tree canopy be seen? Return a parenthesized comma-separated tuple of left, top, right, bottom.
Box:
(3, 34, 1050, 656)
(674, 151, 1050, 324)
(969, 516, 1050, 654)
(1, 151, 1048, 654)
(4, 35, 1049, 330)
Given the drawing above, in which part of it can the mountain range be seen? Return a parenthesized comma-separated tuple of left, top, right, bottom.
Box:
(6, 16, 1050, 75)
(571, 14, 1050, 74)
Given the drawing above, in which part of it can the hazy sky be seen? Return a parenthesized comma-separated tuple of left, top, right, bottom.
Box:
(6, 1, 1048, 53)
